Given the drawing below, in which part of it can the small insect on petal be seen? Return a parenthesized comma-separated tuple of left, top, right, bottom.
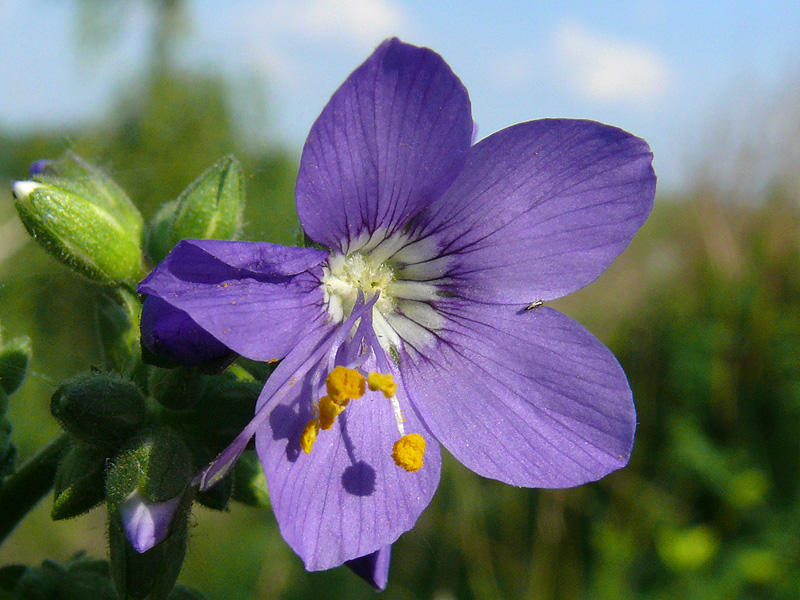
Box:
(525, 300, 544, 310)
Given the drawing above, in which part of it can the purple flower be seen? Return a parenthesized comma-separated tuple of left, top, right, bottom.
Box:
(119, 490, 182, 553)
(139, 38, 655, 573)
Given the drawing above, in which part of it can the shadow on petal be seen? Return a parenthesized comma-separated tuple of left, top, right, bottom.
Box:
(342, 460, 376, 497)
(268, 403, 308, 463)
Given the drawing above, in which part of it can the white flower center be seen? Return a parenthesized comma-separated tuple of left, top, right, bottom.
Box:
(323, 253, 396, 320)
(321, 231, 450, 352)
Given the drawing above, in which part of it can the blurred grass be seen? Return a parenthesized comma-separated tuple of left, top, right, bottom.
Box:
(2, 15, 800, 598)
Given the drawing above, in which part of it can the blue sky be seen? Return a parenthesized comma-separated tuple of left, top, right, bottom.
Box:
(2, 0, 800, 192)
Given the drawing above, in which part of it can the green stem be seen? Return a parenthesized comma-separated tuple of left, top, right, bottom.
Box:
(0, 434, 69, 545)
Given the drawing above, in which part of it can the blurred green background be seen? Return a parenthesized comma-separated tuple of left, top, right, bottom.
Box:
(2, 1, 800, 599)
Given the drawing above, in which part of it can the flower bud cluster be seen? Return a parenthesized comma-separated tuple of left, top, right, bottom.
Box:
(7, 152, 267, 600)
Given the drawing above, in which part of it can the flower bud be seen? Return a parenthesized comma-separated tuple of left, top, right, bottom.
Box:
(105, 427, 194, 534)
(0, 335, 32, 397)
(52, 440, 107, 520)
(108, 495, 191, 600)
(106, 428, 194, 600)
(145, 155, 245, 264)
(12, 152, 144, 283)
(50, 372, 146, 449)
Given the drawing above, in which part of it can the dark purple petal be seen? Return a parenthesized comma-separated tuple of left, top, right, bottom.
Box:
(138, 239, 330, 362)
(140, 296, 234, 366)
(415, 119, 655, 303)
(400, 303, 635, 488)
(120, 491, 181, 553)
(28, 159, 52, 176)
(256, 355, 440, 571)
(296, 38, 473, 253)
(346, 544, 391, 590)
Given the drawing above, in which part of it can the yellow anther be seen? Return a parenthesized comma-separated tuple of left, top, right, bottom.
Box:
(326, 366, 365, 403)
(392, 433, 426, 472)
(300, 419, 320, 454)
(318, 396, 346, 430)
(367, 372, 397, 399)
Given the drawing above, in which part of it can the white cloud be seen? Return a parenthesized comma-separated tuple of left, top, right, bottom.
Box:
(552, 22, 670, 105)
(270, 0, 408, 50)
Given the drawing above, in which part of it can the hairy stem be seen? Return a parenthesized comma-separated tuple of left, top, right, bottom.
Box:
(0, 434, 69, 545)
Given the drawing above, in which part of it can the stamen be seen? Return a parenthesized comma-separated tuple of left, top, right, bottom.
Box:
(300, 419, 320, 454)
(326, 366, 365, 403)
(318, 396, 345, 430)
(392, 434, 426, 472)
(367, 372, 397, 398)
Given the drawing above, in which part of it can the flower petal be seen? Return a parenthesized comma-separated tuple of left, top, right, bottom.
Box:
(414, 119, 655, 302)
(138, 239, 329, 362)
(256, 357, 440, 571)
(140, 297, 234, 366)
(346, 544, 391, 590)
(296, 38, 473, 253)
(119, 490, 181, 553)
(400, 302, 635, 488)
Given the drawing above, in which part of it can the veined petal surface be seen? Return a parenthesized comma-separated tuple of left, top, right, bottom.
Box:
(138, 239, 330, 362)
(415, 119, 655, 303)
(399, 303, 635, 488)
(256, 355, 440, 571)
(296, 38, 473, 253)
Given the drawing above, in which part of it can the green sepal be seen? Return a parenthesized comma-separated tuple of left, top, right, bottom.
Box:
(12, 152, 144, 284)
(32, 152, 142, 233)
(145, 155, 245, 264)
(50, 373, 146, 450)
(149, 367, 207, 411)
(105, 427, 194, 511)
(191, 373, 259, 447)
(231, 450, 269, 508)
(109, 490, 193, 600)
(52, 441, 107, 520)
(0, 337, 32, 397)
(95, 287, 143, 376)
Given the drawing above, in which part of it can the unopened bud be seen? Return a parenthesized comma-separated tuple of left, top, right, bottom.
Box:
(0, 335, 32, 396)
(52, 440, 107, 520)
(50, 372, 146, 449)
(12, 152, 144, 283)
(145, 155, 244, 264)
(105, 427, 194, 524)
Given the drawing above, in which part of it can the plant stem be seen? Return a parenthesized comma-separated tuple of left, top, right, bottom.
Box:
(0, 434, 69, 545)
